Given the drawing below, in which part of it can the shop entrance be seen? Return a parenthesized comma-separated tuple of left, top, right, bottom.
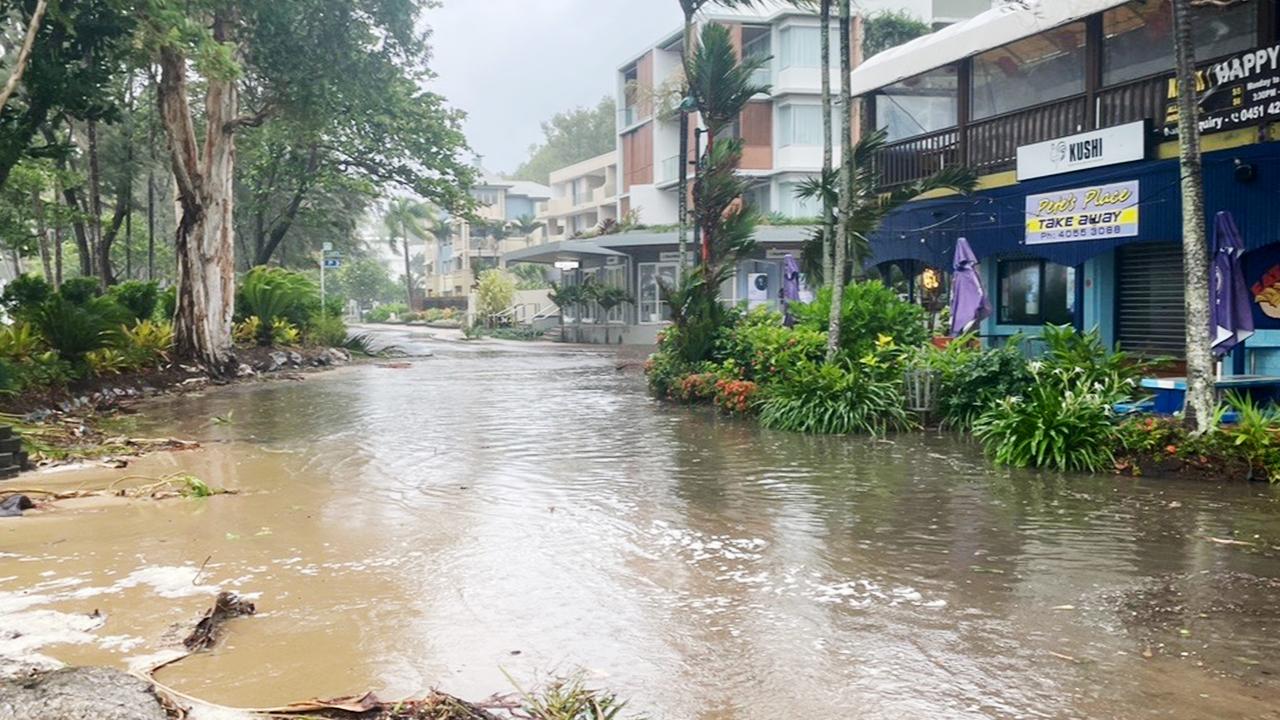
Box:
(1117, 243, 1186, 358)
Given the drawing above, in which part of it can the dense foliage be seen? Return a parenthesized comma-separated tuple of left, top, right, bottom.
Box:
(793, 281, 927, 360)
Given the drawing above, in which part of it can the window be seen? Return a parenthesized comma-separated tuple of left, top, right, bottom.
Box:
(744, 183, 771, 214)
(639, 262, 679, 323)
(778, 104, 823, 146)
(778, 181, 819, 219)
(875, 67, 958, 142)
(1103, 0, 1258, 86)
(780, 26, 820, 69)
(603, 265, 626, 323)
(473, 189, 501, 206)
(997, 259, 1076, 326)
(971, 23, 1087, 121)
(744, 27, 772, 87)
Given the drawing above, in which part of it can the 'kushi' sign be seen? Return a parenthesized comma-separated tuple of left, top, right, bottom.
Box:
(1016, 122, 1147, 181)
(1163, 43, 1280, 138)
(1025, 180, 1140, 245)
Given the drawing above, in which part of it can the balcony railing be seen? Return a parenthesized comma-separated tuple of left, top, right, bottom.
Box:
(660, 155, 680, 184)
(875, 73, 1167, 187)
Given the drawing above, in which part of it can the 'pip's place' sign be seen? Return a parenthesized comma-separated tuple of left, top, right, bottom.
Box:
(1024, 180, 1140, 245)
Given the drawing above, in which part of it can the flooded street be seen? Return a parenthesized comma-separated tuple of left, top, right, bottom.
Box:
(4, 329, 1280, 719)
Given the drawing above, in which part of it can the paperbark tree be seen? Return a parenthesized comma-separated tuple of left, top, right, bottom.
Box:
(1172, 0, 1214, 431)
(155, 11, 241, 372)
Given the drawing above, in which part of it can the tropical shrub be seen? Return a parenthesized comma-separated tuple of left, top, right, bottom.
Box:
(157, 286, 177, 320)
(0, 274, 51, 319)
(1040, 324, 1149, 403)
(58, 277, 103, 305)
(973, 364, 1118, 473)
(660, 272, 740, 364)
(792, 281, 928, 361)
(233, 316, 261, 345)
(306, 314, 349, 347)
(714, 378, 758, 415)
(757, 359, 910, 435)
(1219, 392, 1280, 480)
(117, 320, 174, 369)
(107, 281, 160, 323)
(366, 303, 409, 323)
(85, 347, 131, 376)
(720, 309, 827, 381)
(240, 265, 320, 333)
(0, 322, 44, 362)
(671, 372, 719, 403)
(645, 338, 692, 399)
(477, 268, 517, 319)
(913, 335, 1032, 429)
(31, 295, 130, 365)
(271, 319, 301, 346)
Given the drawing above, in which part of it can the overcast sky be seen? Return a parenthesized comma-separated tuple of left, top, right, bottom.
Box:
(424, 0, 684, 175)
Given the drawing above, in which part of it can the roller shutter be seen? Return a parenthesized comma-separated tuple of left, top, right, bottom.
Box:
(1117, 243, 1185, 358)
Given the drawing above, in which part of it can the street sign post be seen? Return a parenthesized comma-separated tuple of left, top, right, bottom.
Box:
(320, 251, 342, 316)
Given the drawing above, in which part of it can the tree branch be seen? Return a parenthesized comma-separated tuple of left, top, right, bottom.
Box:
(0, 0, 50, 116)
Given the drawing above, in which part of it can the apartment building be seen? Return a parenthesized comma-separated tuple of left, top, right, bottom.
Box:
(614, 1, 992, 227)
(425, 177, 550, 297)
(535, 152, 620, 243)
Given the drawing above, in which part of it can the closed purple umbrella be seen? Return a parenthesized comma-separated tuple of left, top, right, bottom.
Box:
(1211, 211, 1254, 357)
(782, 254, 801, 327)
(949, 237, 991, 336)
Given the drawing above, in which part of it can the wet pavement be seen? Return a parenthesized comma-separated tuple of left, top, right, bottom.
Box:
(3, 327, 1280, 719)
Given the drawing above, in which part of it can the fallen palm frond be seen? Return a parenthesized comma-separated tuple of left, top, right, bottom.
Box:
(1, 472, 232, 501)
(342, 332, 404, 358)
(183, 592, 256, 651)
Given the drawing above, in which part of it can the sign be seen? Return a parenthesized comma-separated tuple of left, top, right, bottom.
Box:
(1245, 243, 1280, 330)
(1025, 180, 1139, 245)
(323, 258, 341, 269)
(1163, 43, 1280, 138)
(658, 251, 681, 263)
(1016, 121, 1147, 181)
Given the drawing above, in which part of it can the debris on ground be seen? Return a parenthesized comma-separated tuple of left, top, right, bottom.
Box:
(182, 592, 257, 652)
(0, 493, 33, 517)
(2, 473, 233, 505)
(260, 691, 506, 719)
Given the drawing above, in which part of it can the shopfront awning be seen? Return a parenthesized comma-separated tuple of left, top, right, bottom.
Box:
(851, 0, 1132, 97)
(503, 240, 630, 265)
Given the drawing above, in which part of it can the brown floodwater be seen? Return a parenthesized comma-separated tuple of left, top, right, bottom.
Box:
(4, 327, 1280, 719)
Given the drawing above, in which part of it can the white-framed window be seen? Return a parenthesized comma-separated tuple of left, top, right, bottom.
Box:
(638, 262, 679, 324)
(779, 26, 820, 69)
(603, 265, 626, 324)
(779, 182, 820, 219)
(473, 189, 501, 206)
(777, 104, 822, 147)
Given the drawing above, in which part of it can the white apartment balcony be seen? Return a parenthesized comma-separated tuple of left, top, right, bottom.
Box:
(546, 196, 574, 215)
(658, 155, 680, 186)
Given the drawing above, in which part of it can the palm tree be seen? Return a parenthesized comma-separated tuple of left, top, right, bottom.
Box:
(1172, 0, 1213, 432)
(819, 0, 835, 284)
(675, 0, 765, 271)
(808, 128, 977, 361)
(594, 285, 634, 345)
(509, 214, 544, 245)
(384, 198, 431, 310)
(827, 0, 854, 361)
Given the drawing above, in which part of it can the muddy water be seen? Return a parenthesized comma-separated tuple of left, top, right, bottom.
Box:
(4, 329, 1280, 719)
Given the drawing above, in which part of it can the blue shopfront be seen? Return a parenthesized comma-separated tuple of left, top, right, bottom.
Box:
(868, 136, 1280, 373)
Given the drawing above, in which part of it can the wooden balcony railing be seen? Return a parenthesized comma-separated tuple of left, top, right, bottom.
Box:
(875, 77, 1164, 187)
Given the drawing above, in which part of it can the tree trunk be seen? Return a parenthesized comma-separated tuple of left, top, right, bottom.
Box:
(33, 190, 53, 283)
(827, 0, 853, 362)
(53, 224, 62, 288)
(158, 29, 238, 373)
(1172, 0, 1214, 432)
(0, 0, 48, 116)
(44, 124, 92, 277)
(677, 11, 695, 272)
(820, 0, 834, 285)
(87, 118, 105, 285)
(253, 145, 319, 266)
(402, 225, 414, 310)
